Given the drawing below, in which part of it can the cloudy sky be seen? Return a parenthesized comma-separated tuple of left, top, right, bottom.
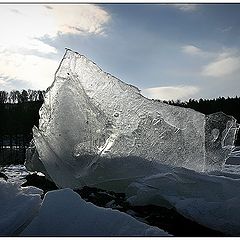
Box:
(0, 3, 240, 101)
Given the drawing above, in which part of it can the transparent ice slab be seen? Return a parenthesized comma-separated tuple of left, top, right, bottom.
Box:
(25, 49, 239, 190)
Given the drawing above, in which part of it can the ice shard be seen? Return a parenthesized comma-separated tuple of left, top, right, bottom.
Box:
(26, 49, 239, 190)
(21, 188, 170, 236)
(0, 180, 42, 236)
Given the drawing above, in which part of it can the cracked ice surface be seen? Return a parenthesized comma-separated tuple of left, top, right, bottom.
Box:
(26, 49, 239, 190)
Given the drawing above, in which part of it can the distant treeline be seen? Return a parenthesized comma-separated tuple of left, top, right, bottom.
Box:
(0, 90, 44, 165)
(1, 90, 240, 165)
(0, 89, 45, 104)
(162, 97, 240, 118)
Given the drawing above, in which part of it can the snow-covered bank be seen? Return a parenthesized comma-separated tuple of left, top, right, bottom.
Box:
(21, 188, 170, 236)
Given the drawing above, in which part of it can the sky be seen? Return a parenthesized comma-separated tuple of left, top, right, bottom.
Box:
(0, 3, 240, 101)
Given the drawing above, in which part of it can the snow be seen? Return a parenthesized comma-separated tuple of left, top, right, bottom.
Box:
(26, 49, 238, 191)
(21, 188, 170, 236)
(126, 166, 240, 235)
(0, 179, 42, 236)
(0, 178, 169, 236)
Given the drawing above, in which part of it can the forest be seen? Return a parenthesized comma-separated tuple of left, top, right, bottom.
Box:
(0, 89, 240, 165)
(0, 90, 44, 165)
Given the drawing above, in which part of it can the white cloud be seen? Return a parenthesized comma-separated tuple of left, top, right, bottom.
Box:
(172, 4, 199, 12)
(0, 79, 7, 87)
(202, 49, 240, 78)
(181, 46, 240, 79)
(0, 4, 111, 90)
(217, 48, 239, 59)
(181, 45, 215, 58)
(0, 52, 58, 90)
(141, 86, 199, 101)
(181, 45, 203, 56)
(50, 5, 111, 36)
(0, 5, 110, 54)
(202, 57, 240, 78)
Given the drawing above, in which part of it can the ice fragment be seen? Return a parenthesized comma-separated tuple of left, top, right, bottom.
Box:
(26, 49, 239, 190)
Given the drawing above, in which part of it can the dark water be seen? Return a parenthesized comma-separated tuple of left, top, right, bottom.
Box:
(0, 134, 31, 166)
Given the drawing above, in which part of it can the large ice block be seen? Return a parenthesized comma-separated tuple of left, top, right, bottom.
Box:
(21, 188, 170, 236)
(26, 49, 239, 190)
